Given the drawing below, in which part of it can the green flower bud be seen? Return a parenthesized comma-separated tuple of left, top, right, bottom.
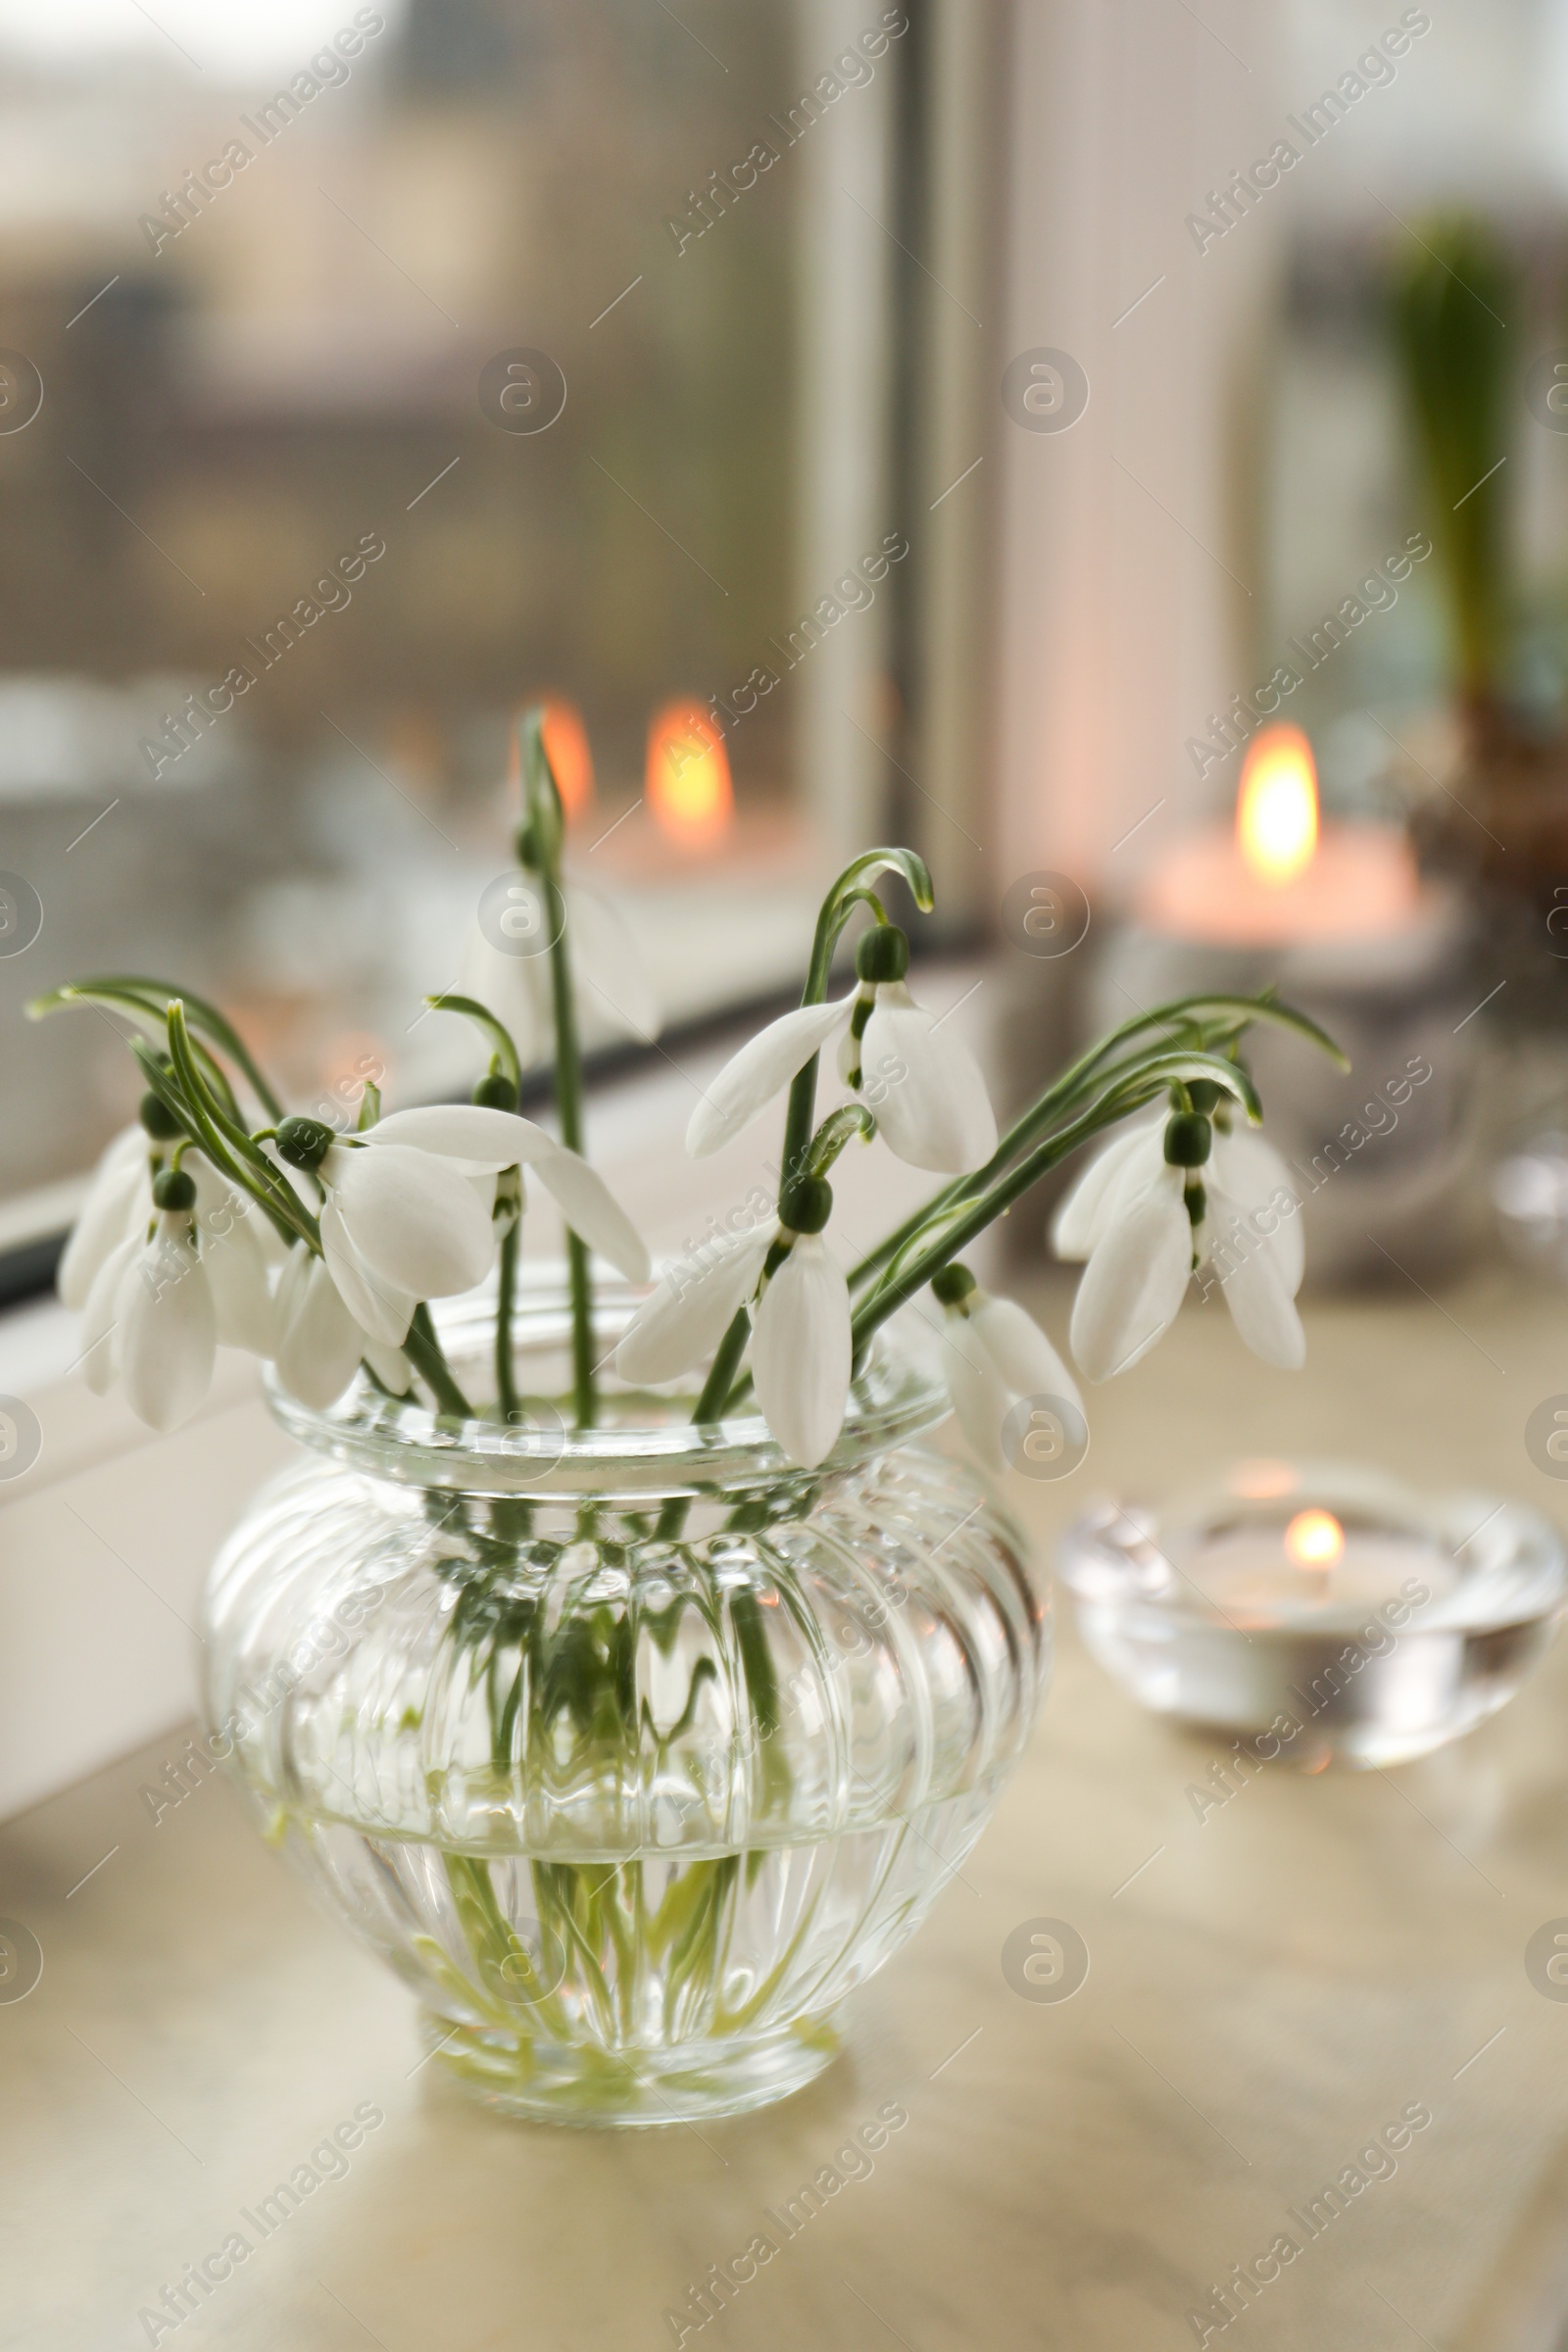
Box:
(779, 1174, 833, 1236)
(275, 1114, 336, 1171)
(1187, 1079, 1225, 1114)
(1164, 1111, 1212, 1168)
(931, 1262, 977, 1307)
(473, 1070, 518, 1113)
(152, 1166, 196, 1212)
(856, 923, 909, 986)
(139, 1091, 182, 1141)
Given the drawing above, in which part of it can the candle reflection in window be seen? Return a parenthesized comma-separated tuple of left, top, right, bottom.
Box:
(647, 701, 734, 850)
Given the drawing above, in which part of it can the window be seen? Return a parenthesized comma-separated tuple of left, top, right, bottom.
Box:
(0, 0, 987, 1257)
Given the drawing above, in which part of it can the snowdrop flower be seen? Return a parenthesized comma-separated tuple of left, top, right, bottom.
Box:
(932, 1265, 1081, 1470)
(687, 923, 996, 1175)
(64, 1113, 276, 1357)
(82, 1167, 218, 1433)
(750, 1179, 852, 1469)
(1053, 1104, 1304, 1383)
(615, 1221, 774, 1388)
(272, 1246, 410, 1411)
(459, 879, 660, 1065)
(618, 1176, 851, 1469)
(58, 1122, 149, 1309)
(273, 1102, 650, 1348)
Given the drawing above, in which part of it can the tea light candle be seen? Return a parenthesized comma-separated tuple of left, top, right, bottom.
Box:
(1134, 723, 1431, 969)
(1059, 1461, 1565, 1768)
(1183, 1496, 1458, 1624)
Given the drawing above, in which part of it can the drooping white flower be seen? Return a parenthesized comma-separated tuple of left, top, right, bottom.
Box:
(118, 1212, 218, 1431)
(937, 1274, 1082, 1470)
(190, 1162, 277, 1354)
(272, 1247, 406, 1410)
(616, 1223, 774, 1387)
(273, 1103, 649, 1363)
(58, 1125, 149, 1308)
(687, 924, 996, 1175)
(364, 1104, 650, 1283)
(320, 1139, 496, 1305)
(458, 879, 660, 1066)
(752, 1233, 852, 1469)
(82, 1197, 219, 1434)
(1054, 1110, 1305, 1382)
(66, 1131, 276, 1368)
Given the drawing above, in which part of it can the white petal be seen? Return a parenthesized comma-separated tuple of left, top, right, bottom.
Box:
(118, 1224, 218, 1433)
(1069, 1169, 1193, 1383)
(970, 1295, 1082, 1416)
(566, 885, 662, 1045)
(79, 1233, 139, 1395)
(458, 920, 547, 1068)
(528, 1149, 650, 1283)
(326, 1143, 495, 1298)
(686, 997, 855, 1158)
(752, 1235, 852, 1467)
(367, 1104, 562, 1170)
(859, 986, 998, 1175)
(1203, 1186, 1307, 1369)
(1212, 1127, 1304, 1296)
(942, 1314, 1014, 1469)
(615, 1227, 772, 1385)
(319, 1198, 416, 1346)
(202, 1222, 277, 1355)
(363, 1340, 414, 1395)
(275, 1252, 367, 1410)
(58, 1127, 147, 1309)
(1050, 1118, 1163, 1262)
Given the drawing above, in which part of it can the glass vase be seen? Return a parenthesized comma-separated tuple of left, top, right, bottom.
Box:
(200, 1282, 1049, 2127)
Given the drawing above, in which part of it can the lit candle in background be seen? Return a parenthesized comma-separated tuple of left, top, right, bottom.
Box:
(647, 700, 734, 849)
(1136, 724, 1425, 953)
(1058, 1462, 1564, 1767)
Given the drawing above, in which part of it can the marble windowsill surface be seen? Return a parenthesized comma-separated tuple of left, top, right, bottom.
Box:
(6, 1255, 1568, 2351)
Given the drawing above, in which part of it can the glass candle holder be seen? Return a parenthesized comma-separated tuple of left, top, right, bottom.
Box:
(1058, 1459, 1567, 1768)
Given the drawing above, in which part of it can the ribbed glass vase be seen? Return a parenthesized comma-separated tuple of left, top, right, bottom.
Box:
(201, 1282, 1050, 2126)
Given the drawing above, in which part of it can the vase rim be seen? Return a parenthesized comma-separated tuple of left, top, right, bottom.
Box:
(263, 1273, 951, 1498)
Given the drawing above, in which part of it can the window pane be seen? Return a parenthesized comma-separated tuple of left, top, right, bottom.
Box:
(0, 0, 903, 1211)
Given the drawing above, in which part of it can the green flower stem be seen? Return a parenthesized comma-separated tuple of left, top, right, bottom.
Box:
(522, 708, 596, 1429)
(655, 1306, 755, 1541)
(422, 993, 526, 1423)
(142, 1029, 314, 1253)
(496, 1213, 522, 1424)
(407, 1305, 475, 1420)
(777, 850, 932, 1194)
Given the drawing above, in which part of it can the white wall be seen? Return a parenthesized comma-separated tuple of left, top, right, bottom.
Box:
(994, 0, 1289, 900)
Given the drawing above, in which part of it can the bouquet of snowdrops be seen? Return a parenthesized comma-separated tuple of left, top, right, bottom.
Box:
(36, 709, 1343, 1463)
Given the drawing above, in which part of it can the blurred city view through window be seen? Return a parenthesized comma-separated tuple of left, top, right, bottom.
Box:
(0, 0, 910, 1218)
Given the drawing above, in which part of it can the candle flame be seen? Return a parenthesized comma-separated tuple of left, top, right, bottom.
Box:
(1237, 724, 1318, 887)
(647, 701, 734, 848)
(1285, 1507, 1344, 1571)
(539, 699, 594, 819)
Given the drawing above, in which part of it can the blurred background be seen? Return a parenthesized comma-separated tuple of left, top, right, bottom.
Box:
(0, 0, 991, 1250)
(5, 0, 1568, 1297)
